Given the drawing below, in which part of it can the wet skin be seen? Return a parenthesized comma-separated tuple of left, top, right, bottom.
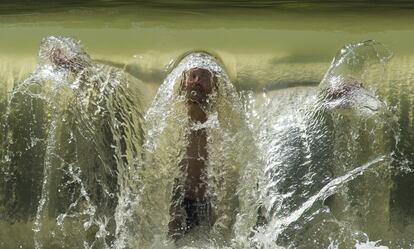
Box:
(182, 67, 216, 200)
(168, 67, 217, 238)
(41, 36, 91, 75)
(50, 49, 72, 68)
(183, 67, 216, 106)
(324, 77, 363, 100)
(48, 48, 84, 74)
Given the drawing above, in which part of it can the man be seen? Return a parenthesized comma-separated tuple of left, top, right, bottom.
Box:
(2, 36, 144, 248)
(168, 67, 217, 239)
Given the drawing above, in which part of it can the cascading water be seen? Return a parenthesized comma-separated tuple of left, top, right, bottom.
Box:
(250, 41, 407, 248)
(1, 36, 146, 249)
(118, 52, 261, 249)
(1, 37, 414, 249)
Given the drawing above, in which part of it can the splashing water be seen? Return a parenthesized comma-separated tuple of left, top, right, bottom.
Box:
(1, 36, 146, 249)
(1, 38, 413, 249)
(117, 52, 261, 249)
(249, 40, 404, 249)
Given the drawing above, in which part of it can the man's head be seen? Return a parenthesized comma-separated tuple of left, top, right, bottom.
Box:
(324, 77, 363, 101)
(321, 76, 384, 115)
(181, 67, 218, 106)
(38, 36, 92, 73)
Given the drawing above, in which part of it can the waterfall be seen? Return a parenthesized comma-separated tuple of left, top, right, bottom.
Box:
(1, 37, 413, 249)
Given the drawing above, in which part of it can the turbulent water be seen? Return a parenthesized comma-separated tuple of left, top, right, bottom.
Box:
(250, 41, 402, 249)
(0, 36, 146, 249)
(1, 3, 414, 249)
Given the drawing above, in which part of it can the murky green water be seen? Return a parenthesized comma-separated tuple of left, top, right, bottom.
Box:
(1, 2, 414, 249)
(2, 1, 414, 87)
